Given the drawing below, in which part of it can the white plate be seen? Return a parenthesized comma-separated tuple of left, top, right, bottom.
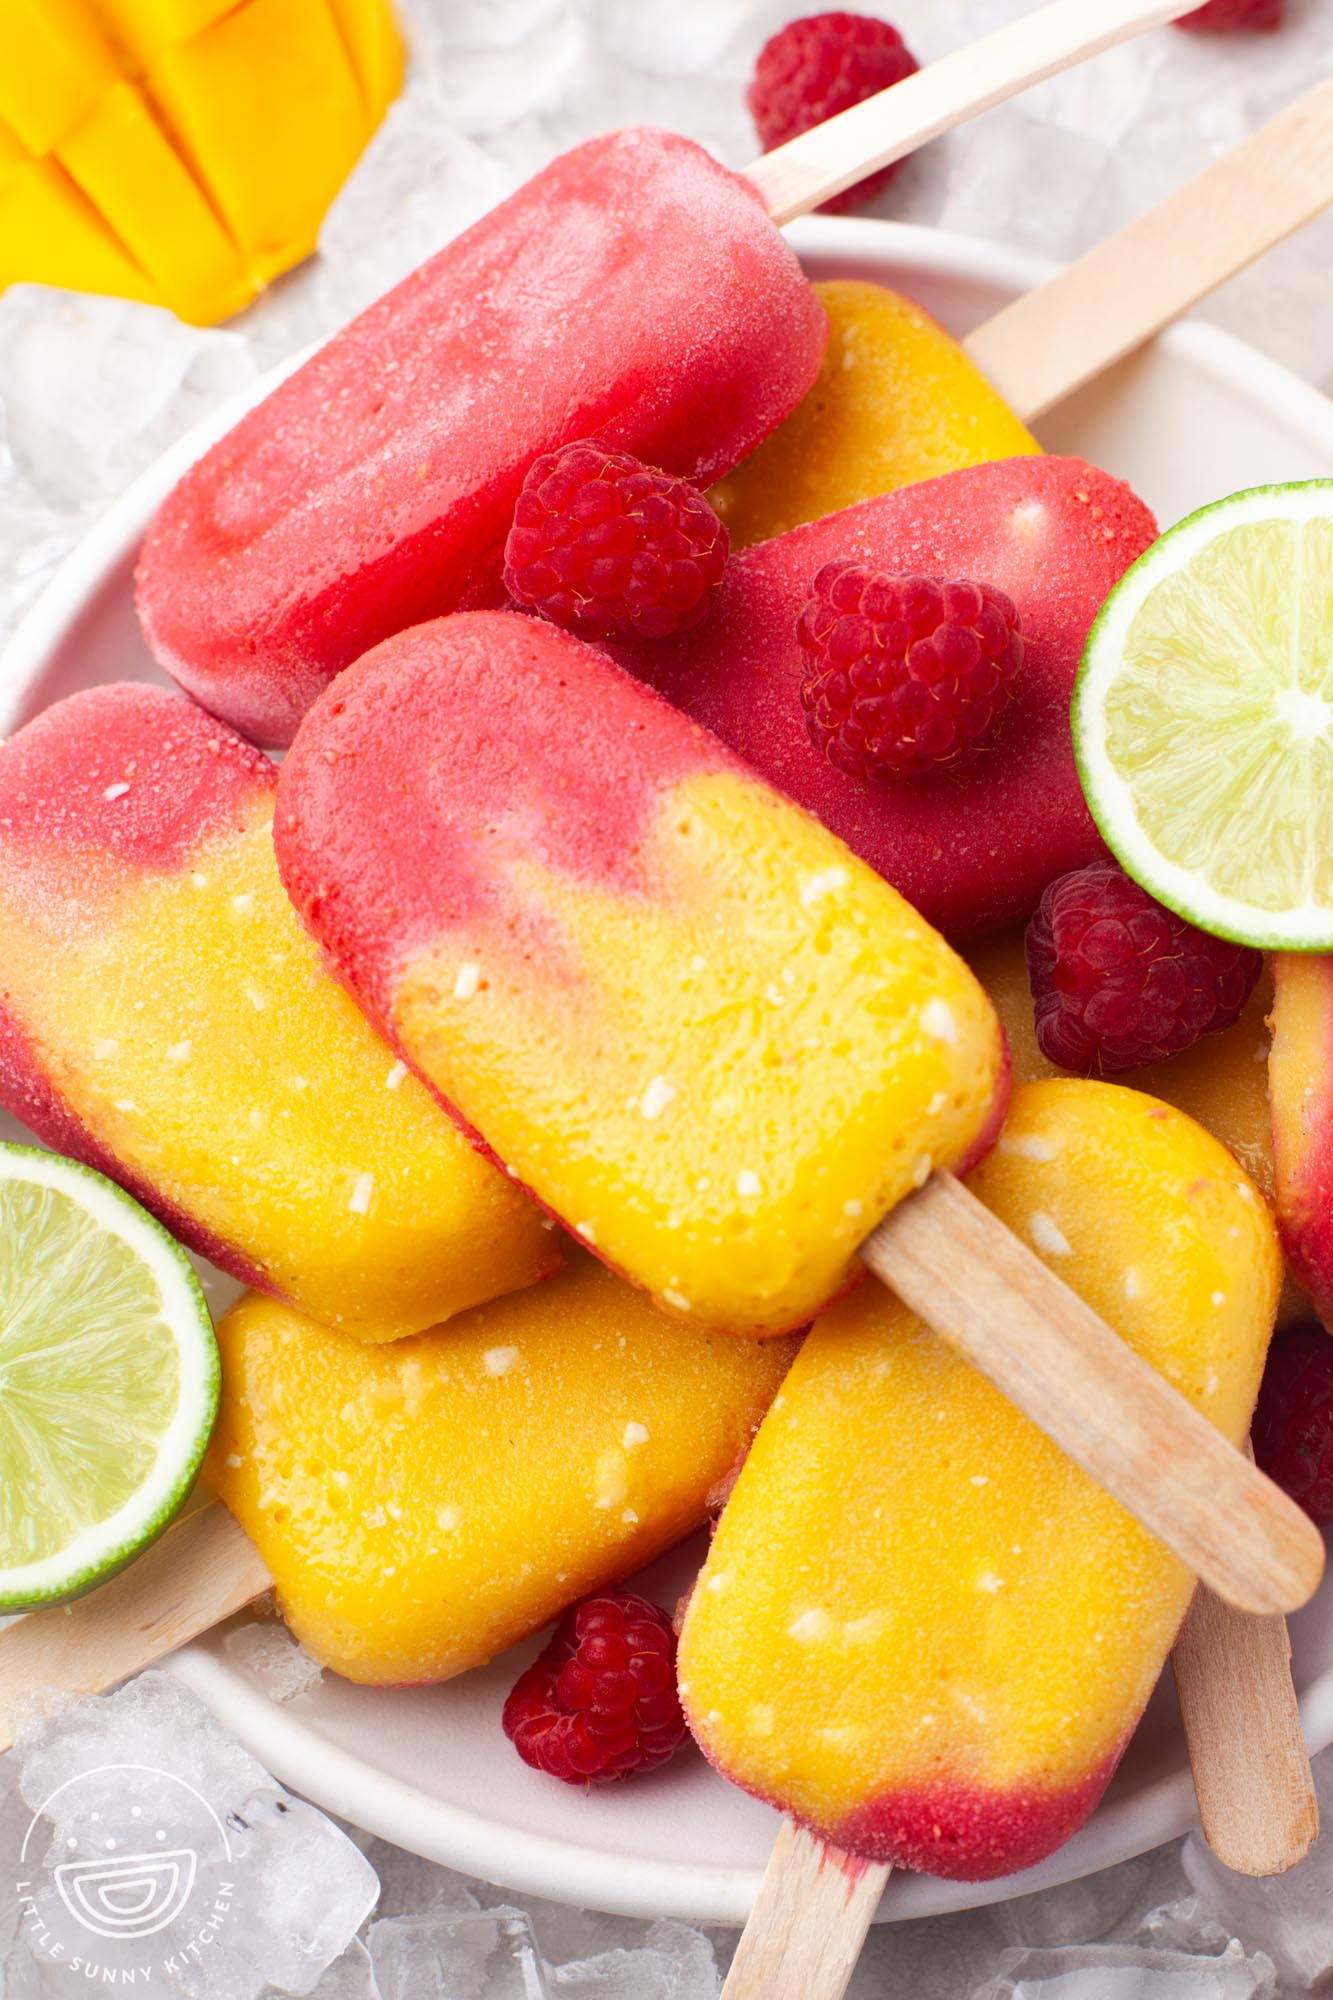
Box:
(5, 217, 1333, 1927)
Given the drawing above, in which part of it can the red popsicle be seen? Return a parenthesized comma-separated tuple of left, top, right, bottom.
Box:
(611, 456, 1159, 937)
(136, 129, 827, 746)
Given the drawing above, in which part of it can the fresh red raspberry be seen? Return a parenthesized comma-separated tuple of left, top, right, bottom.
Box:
(748, 13, 921, 213)
(1025, 861, 1263, 1076)
(796, 562, 1022, 781)
(503, 441, 728, 643)
(1253, 1324, 1333, 1525)
(502, 1591, 686, 1786)
(1176, 0, 1282, 33)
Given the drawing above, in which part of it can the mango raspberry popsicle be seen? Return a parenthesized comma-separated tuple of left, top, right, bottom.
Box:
(613, 456, 1158, 939)
(710, 279, 1041, 548)
(275, 608, 1007, 1339)
(678, 1080, 1281, 1879)
(135, 128, 828, 746)
(207, 1255, 798, 1684)
(0, 683, 556, 1341)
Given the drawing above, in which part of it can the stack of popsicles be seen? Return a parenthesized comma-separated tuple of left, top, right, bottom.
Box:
(0, 103, 1324, 1928)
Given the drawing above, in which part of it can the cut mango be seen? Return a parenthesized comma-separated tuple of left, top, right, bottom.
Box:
(2, 0, 403, 324)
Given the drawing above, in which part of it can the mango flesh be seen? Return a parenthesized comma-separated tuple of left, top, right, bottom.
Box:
(678, 1080, 1280, 1880)
(1, 0, 402, 322)
(207, 1258, 799, 1685)
(709, 279, 1041, 548)
(1269, 954, 1333, 1329)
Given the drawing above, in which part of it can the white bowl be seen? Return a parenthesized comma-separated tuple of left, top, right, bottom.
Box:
(4, 217, 1333, 1928)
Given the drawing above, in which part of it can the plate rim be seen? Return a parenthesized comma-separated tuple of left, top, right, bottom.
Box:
(7, 212, 1333, 1927)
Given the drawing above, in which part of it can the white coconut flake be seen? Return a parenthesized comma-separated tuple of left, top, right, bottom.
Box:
(166, 1040, 192, 1063)
(348, 1172, 375, 1215)
(1124, 1267, 1143, 1301)
(663, 1289, 691, 1312)
(1211, 1290, 1226, 1307)
(843, 1198, 864, 1220)
(575, 1221, 597, 1245)
(102, 782, 131, 802)
(484, 1345, 519, 1377)
(799, 867, 847, 907)
(453, 962, 481, 1001)
(787, 1609, 831, 1642)
(1030, 1211, 1072, 1257)
(385, 1061, 408, 1091)
(999, 1132, 1058, 1162)
(736, 1169, 762, 1198)
(976, 1572, 1004, 1594)
(436, 1505, 459, 1532)
(920, 997, 958, 1044)
(93, 1038, 119, 1060)
(640, 1076, 677, 1122)
(622, 1421, 649, 1448)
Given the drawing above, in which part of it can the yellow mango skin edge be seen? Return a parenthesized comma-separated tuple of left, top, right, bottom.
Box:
(0, 0, 404, 324)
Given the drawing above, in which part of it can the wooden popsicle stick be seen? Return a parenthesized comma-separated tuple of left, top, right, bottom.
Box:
(746, 0, 1197, 224)
(1172, 1437, 1319, 1878)
(967, 77, 1333, 420)
(863, 1172, 1323, 1617)
(720, 1823, 890, 2000)
(1173, 1583, 1319, 1875)
(0, 1503, 268, 1752)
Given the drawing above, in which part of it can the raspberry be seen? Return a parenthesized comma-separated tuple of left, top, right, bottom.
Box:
(1176, 0, 1282, 32)
(503, 441, 728, 643)
(796, 563, 1022, 781)
(502, 1591, 687, 1786)
(748, 13, 920, 213)
(1253, 1324, 1333, 1525)
(1025, 861, 1263, 1076)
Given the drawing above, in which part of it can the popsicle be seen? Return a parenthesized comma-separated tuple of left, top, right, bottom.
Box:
(205, 1256, 799, 1684)
(679, 1079, 1280, 1882)
(133, 0, 1201, 746)
(276, 607, 1320, 1620)
(135, 128, 829, 746)
(614, 456, 1157, 938)
(709, 279, 1042, 548)
(0, 682, 556, 1341)
(275, 607, 1006, 1339)
(0, 1253, 798, 1718)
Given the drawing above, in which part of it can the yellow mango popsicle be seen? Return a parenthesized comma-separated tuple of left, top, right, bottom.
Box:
(207, 1258, 799, 1684)
(710, 279, 1041, 547)
(679, 1080, 1280, 1879)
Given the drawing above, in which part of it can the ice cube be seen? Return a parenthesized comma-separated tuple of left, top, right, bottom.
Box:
(10, 1672, 377, 2000)
(0, 286, 254, 513)
(549, 1920, 719, 1997)
(224, 1620, 325, 1703)
(970, 1940, 1277, 1999)
(368, 1907, 550, 2000)
(304, 1939, 384, 1998)
(996, 1853, 1160, 1949)
(1183, 1755, 1333, 1993)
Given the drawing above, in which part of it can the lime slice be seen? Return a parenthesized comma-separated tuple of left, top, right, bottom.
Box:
(0, 1144, 219, 1609)
(1073, 480, 1333, 950)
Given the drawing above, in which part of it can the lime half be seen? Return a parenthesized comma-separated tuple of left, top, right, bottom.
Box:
(0, 1144, 218, 1609)
(1074, 480, 1333, 950)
